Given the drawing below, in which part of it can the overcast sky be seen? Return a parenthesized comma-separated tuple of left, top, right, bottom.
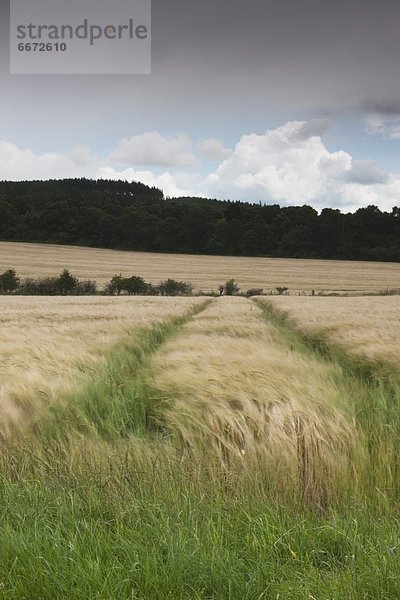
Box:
(1, 0, 400, 211)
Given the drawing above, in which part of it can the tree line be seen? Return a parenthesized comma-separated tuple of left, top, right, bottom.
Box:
(1, 178, 399, 261)
(0, 269, 259, 297)
(0, 268, 194, 296)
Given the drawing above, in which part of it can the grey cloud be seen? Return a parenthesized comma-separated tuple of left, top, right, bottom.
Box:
(196, 138, 232, 161)
(295, 119, 332, 140)
(362, 98, 400, 116)
(109, 132, 197, 167)
(2, 0, 400, 119)
(346, 160, 389, 185)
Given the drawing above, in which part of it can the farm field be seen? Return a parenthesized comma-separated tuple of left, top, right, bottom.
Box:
(151, 297, 359, 503)
(268, 295, 400, 369)
(2, 294, 400, 597)
(2, 240, 400, 293)
(0, 295, 202, 437)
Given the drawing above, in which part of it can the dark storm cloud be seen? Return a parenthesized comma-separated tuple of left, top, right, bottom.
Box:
(362, 98, 400, 115)
(152, 0, 400, 97)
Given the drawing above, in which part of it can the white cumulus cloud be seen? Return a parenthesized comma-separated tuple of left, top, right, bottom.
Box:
(204, 121, 351, 204)
(96, 166, 197, 198)
(202, 121, 400, 211)
(0, 142, 97, 180)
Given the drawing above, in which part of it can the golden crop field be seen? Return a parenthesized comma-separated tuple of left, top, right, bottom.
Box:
(0, 295, 202, 437)
(2, 292, 400, 597)
(1, 240, 400, 293)
(268, 295, 400, 369)
(151, 297, 358, 502)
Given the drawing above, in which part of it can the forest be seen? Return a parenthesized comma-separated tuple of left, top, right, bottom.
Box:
(0, 178, 399, 261)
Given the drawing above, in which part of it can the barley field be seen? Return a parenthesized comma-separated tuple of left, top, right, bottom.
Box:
(2, 293, 400, 597)
(269, 295, 400, 369)
(0, 295, 202, 437)
(151, 297, 359, 505)
(1, 240, 400, 292)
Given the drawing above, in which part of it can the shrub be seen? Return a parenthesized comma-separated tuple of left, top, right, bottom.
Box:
(245, 288, 263, 297)
(144, 283, 159, 296)
(18, 274, 96, 296)
(276, 286, 289, 295)
(54, 269, 79, 295)
(0, 269, 20, 293)
(18, 277, 58, 295)
(123, 276, 148, 295)
(106, 274, 125, 296)
(76, 280, 98, 295)
(223, 279, 240, 296)
(157, 279, 193, 296)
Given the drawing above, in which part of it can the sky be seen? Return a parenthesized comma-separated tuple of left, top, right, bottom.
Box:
(1, 0, 400, 211)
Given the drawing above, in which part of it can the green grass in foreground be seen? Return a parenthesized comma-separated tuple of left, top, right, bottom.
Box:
(2, 473, 400, 599)
(1, 300, 400, 598)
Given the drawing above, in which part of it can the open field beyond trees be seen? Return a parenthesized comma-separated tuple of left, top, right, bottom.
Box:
(2, 291, 400, 597)
(1, 240, 400, 293)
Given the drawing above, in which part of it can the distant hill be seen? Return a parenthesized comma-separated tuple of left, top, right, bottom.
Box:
(0, 178, 399, 261)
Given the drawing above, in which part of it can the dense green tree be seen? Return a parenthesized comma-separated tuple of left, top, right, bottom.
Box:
(0, 178, 399, 262)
